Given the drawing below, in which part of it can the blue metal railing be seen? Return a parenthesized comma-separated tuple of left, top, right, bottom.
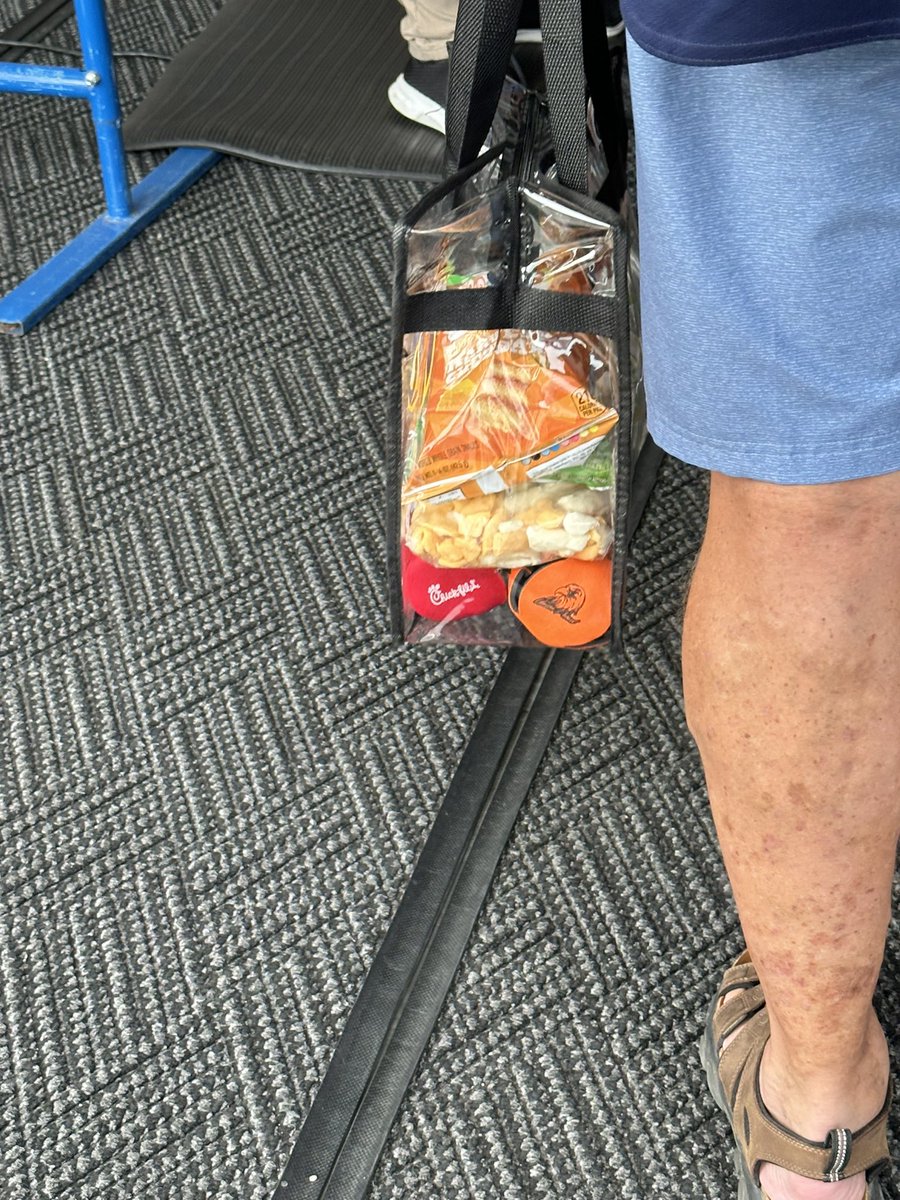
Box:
(0, 0, 220, 332)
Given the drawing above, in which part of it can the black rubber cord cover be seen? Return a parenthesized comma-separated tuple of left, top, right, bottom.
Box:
(274, 649, 582, 1200)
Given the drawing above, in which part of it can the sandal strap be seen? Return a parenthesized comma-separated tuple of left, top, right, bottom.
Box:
(725, 1010, 893, 1184)
(712, 983, 766, 1052)
(716, 950, 759, 999)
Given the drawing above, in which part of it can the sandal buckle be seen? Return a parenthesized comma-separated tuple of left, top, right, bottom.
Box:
(825, 1128, 853, 1182)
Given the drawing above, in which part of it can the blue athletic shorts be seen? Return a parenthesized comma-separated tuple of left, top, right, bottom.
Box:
(626, 35, 900, 484)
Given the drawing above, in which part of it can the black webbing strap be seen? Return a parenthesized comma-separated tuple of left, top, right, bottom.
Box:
(627, 435, 665, 544)
(581, 0, 628, 205)
(273, 649, 582, 1200)
(445, 0, 524, 171)
(403, 285, 621, 336)
(538, 0, 590, 193)
(539, 0, 626, 202)
(447, 0, 626, 203)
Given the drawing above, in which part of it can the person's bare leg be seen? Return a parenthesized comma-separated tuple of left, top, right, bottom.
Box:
(683, 471, 900, 1200)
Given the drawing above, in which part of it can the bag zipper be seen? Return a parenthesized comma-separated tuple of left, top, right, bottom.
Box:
(509, 88, 542, 182)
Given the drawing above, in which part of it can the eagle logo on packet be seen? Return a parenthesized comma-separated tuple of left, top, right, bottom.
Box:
(507, 557, 612, 647)
(534, 583, 586, 625)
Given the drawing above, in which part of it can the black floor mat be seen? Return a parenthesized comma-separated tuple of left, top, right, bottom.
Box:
(123, 0, 447, 180)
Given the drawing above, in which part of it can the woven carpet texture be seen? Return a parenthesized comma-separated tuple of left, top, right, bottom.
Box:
(2, 1, 899, 1198)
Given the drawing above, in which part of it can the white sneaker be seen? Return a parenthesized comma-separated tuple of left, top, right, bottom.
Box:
(388, 57, 449, 134)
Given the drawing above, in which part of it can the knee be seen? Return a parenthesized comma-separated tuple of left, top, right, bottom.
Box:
(683, 470, 900, 704)
(698, 473, 900, 618)
(706, 470, 900, 561)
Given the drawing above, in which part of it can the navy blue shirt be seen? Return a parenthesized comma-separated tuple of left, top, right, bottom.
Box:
(621, 0, 900, 65)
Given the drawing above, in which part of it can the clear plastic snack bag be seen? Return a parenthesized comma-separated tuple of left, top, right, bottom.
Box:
(392, 173, 633, 649)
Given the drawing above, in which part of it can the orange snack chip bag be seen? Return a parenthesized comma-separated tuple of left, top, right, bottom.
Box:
(401, 327, 617, 503)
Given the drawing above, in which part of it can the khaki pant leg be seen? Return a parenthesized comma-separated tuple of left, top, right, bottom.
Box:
(397, 0, 458, 60)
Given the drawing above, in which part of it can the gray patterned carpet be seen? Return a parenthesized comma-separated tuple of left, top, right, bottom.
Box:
(2, 2, 899, 1199)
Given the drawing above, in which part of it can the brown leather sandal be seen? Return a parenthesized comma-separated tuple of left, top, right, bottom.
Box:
(698, 951, 893, 1199)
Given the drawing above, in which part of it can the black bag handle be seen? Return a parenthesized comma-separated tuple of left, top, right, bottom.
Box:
(580, 0, 628, 204)
(444, 0, 524, 171)
(445, 0, 627, 204)
(540, 0, 626, 203)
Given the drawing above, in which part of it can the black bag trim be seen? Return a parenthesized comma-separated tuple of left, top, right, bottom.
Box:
(607, 212, 632, 651)
(402, 287, 621, 336)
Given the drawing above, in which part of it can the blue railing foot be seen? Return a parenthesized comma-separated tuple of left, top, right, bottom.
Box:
(0, 147, 221, 334)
